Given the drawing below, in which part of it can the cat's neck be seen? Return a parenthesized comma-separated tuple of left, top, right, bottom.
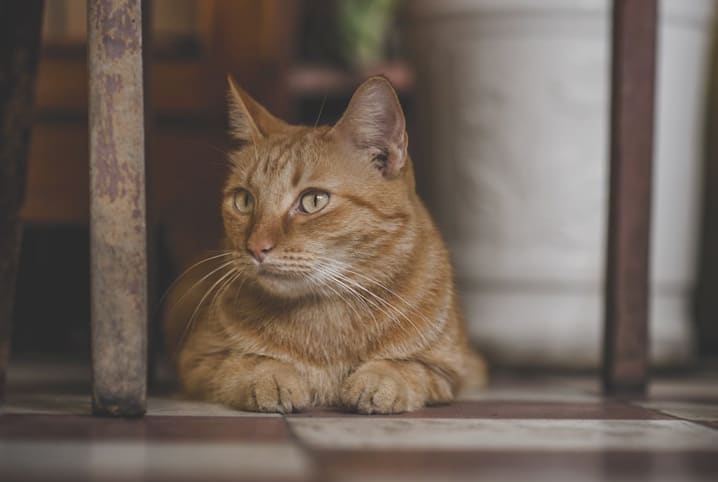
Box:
(215, 211, 451, 364)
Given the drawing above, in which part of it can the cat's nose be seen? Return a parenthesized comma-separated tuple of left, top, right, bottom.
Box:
(247, 240, 274, 263)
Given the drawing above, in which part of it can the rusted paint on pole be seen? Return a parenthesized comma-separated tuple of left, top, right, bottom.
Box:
(0, 0, 45, 403)
(603, 0, 657, 396)
(88, 0, 147, 416)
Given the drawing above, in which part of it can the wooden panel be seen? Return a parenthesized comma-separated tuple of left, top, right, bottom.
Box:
(88, 0, 147, 417)
(0, 0, 45, 402)
(21, 124, 89, 224)
(603, 0, 658, 396)
(35, 57, 215, 117)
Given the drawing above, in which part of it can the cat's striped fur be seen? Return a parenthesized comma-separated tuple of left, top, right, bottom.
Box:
(163, 76, 487, 413)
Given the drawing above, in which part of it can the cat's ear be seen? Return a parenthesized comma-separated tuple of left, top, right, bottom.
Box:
(227, 75, 288, 143)
(331, 76, 408, 178)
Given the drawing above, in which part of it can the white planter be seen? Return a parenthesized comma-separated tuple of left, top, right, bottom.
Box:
(408, 0, 716, 367)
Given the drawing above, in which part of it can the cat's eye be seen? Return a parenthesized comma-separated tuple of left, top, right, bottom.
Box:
(299, 191, 330, 214)
(232, 189, 254, 214)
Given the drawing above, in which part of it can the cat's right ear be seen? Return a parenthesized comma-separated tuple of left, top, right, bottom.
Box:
(330, 76, 408, 178)
(227, 76, 287, 143)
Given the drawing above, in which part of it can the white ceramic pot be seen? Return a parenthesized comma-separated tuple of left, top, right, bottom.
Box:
(408, 0, 716, 367)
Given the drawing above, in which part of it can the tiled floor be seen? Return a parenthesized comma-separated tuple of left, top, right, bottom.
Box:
(2, 360, 717, 482)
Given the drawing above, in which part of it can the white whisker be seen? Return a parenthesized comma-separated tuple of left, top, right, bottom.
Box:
(157, 252, 233, 311)
(167, 259, 238, 319)
(176, 265, 239, 354)
(334, 261, 434, 326)
(316, 260, 431, 348)
(311, 265, 372, 325)
(316, 266, 425, 341)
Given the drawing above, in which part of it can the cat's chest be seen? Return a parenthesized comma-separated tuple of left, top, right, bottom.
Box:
(220, 305, 372, 364)
(269, 317, 371, 364)
(220, 311, 363, 404)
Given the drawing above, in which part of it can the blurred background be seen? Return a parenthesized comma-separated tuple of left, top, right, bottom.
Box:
(12, 0, 718, 376)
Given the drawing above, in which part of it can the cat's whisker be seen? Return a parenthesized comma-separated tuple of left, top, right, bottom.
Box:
(318, 261, 431, 348)
(203, 270, 245, 333)
(332, 260, 435, 326)
(167, 259, 237, 319)
(207, 267, 242, 317)
(233, 275, 248, 309)
(313, 93, 328, 128)
(331, 280, 380, 330)
(156, 252, 233, 312)
(175, 264, 239, 353)
(317, 263, 404, 332)
(311, 266, 371, 325)
(324, 258, 432, 325)
(200, 266, 241, 321)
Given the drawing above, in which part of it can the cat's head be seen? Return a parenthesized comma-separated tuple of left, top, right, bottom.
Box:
(223, 76, 418, 299)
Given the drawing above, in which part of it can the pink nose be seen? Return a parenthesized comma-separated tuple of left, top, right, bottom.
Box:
(247, 240, 274, 263)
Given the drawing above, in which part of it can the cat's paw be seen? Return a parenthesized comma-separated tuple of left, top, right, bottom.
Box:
(226, 362, 310, 413)
(340, 365, 419, 414)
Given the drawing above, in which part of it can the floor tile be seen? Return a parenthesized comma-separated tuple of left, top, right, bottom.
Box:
(288, 418, 718, 451)
(294, 400, 670, 420)
(459, 386, 601, 403)
(636, 401, 718, 422)
(1, 392, 276, 418)
(2, 392, 91, 415)
(647, 377, 718, 403)
(147, 396, 279, 417)
(0, 440, 311, 482)
(0, 414, 291, 442)
(311, 450, 718, 482)
(459, 375, 601, 402)
(4, 361, 717, 482)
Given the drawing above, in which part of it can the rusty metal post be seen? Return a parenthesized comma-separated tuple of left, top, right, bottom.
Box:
(602, 0, 657, 396)
(0, 0, 45, 402)
(88, 0, 147, 416)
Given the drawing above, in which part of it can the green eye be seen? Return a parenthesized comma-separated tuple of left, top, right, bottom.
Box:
(232, 189, 254, 214)
(299, 191, 330, 214)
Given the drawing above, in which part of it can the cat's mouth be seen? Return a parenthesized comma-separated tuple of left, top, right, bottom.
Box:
(257, 268, 297, 279)
(255, 264, 311, 283)
(252, 263, 316, 298)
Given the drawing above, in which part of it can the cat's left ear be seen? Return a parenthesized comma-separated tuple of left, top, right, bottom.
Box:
(331, 76, 408, 178)
(227, 75, 288, 143)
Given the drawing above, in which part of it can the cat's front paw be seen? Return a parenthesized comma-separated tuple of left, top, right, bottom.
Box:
(340, 363, 420, 414)
(225, 361, 310, 413)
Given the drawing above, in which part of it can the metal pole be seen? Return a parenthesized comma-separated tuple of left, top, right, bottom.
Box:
(88, 0, 147, 416)
(603, 0, 657, 396)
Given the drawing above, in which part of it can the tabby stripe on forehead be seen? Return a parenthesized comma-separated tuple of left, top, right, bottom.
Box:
(343, 193, 410, 223)
(291, 163, 303, 188)
(246, 137, 289, 186)
(246, 150, 263, 188)
(276, 135, 303, 174)
(263, 135, 300, 176)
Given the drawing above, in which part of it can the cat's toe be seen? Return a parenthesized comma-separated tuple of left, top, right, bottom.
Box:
(276, 374, 310, 412)
(341, 370, 411, 414)
(252, 372, 309, 413)
(219, 361, 309, 413)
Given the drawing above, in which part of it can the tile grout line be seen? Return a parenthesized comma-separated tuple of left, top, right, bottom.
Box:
(282, 413, 330, 482)
(624, 398, 718, 431)
(691, 420, 718, 431)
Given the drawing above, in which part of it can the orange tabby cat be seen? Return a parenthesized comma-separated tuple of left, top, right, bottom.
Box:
(163, 76, 487, 413)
